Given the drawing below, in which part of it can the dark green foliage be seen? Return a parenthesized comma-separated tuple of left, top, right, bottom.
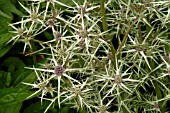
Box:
(0, 32, 13, 58)
(0, 88, 33, 113)
(0, 0, 23, 29)
(0, 0, 170, 113)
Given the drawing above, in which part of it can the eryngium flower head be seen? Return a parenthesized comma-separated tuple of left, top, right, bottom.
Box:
(54, 32, 62, 40)
(54, 65, 64, 76)
(46, 19, 55, 27)
(114, 75, 122, 85)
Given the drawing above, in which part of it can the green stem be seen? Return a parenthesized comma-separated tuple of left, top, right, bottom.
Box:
(121, 106, 130, 113)
(100, 0, 116, 67)
(100, 0, 109, 41)
(50, 3, 57, 17)
(117, 16, 139, 53)
(31, 41, 36, 63)
(153, 80, 165, 113)
(146, 15, 152, 40)
(150, 59, 165, 113)
(154, 25, 162, 39)
(138, 22, 143, 43)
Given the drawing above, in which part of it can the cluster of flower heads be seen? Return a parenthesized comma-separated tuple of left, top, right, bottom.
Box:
(9, 0, 170, 113)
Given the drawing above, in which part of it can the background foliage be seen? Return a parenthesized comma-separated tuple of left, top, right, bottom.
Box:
(0, 0, 170, 113)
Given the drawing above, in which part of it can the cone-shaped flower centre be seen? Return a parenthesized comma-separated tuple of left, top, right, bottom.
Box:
(54, 66, 64, 76)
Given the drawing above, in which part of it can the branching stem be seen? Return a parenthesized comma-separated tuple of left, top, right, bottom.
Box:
(100, 0, 116, 67)
(117, 16, 139, 54)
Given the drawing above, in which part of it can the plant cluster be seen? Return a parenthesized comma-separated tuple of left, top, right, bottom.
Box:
(1, 0, 170, 113)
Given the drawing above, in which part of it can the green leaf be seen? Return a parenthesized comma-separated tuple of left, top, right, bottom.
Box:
(0, 88, 33, 106)
(0, 103, 22, 113)
(60, 106, 70, 113)
(14, 70, 37, 90)
(0, 0, 23, 30)
(0, 0, 23, 17)
(0, 32, 13, 46)
(2, 57, 25, 73)
(0, 87, 35, 113)
(0, 57, 36, 89)
(0, 10, 12, 19)
(0, 32, 14, 57)
(23, 101, 51, 113)
(0, 71, 10, 88)
(5, 72, 11, 87)
(44, 31, 53, 40)
(0, 16, 11, 30)
(0, 88, 33, 113)
(0, 45, 12, 58)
